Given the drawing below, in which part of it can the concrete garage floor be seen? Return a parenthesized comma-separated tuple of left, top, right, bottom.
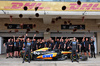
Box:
(0, 54, 100, 66)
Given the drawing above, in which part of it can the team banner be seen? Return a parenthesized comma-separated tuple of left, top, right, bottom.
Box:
(0, 1, 100, 11)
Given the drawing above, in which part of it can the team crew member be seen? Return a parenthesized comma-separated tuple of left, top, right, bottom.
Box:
(13, 36, 19, 58)
(4, 39, 12, 59)
(44, 41, 47, 48)
(68, 38, 72, 50)
(60, 37, 64, 51)
(19, 38, 24, 57)
(84, 38, 91, 58)
(22, 34, 36, 63)
(45, 39, 50, 47)
(9, 39, 13, 58)
(54, 37, 60, 49)
(70, 37, 78, 62)
(32, 35, 37, 51)
(40, 39, 45, 48)
(64, 38, 69, 51)
(81, 38, 85, 55)
(76, 39, 80, 53)
(90, 36, 96, 58)
(37, 39, 40, 49)
(11, 39, 14, 57)
(50, 40, 54, 50)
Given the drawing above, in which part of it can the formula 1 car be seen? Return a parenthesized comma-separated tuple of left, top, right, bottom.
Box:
(20, 48, 71, 61)
(20, 48, 88, 61)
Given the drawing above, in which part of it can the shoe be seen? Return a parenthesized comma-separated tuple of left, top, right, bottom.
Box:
(6, 57, 8, 59)
(94, 57, 96, 58)
(91, 56, 93, 58)
(11, 57, 13, 58)
(22, 61, 24, 63)
(89, 56, 91, 58)
(76, 60, 79, 63)
(28, 61, 30, 63)
(19, 56, 20, 58)
(72, 60, 73, 62)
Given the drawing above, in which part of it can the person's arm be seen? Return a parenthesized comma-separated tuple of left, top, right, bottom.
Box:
(31, 43, 32, 52)
(60, 36, 63, 41)
(25, 34, 27, 42)
(89, 43, 90, 50)
(53, 44, 56, 50)
(4, 43, 5, 47)
(93, 35, 95, 41)
(53, 42, 56, 50)
(13, 35, 15, 42)
(64, 42, 66, 49)
(83, 35, 86, 39)
(22, 43, 25, 49)
(36, 44, 38, 50)
(4, 43, 7, 49)
(68, 41, 72, 48)
(77, 42, 81, 48)
(32, 34, 36, 41)
(76, 43, 78, 52)
(79, 43, 81, 49)
(55, 37, 57, 41)
(23, 35, 26, 41)
(58, 43, 61, 49)
(17, 36, 21, 40)
(39, 42, 42, 48)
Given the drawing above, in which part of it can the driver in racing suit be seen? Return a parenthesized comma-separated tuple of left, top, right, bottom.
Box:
(70, 37, 78, 62)
(22, 34, 36, 63)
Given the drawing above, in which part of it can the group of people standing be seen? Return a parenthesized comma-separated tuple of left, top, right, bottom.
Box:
(4, 34, 96, 63)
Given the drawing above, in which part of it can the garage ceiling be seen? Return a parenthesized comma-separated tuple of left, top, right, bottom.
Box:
(0, 10, 100, 24)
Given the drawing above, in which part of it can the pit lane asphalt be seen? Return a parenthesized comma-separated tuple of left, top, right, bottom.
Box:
(0, 54, 100, 66)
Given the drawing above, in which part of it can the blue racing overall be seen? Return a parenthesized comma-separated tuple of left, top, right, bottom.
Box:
(71, 41, 78, 62)
(23, 37, 31, 63)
